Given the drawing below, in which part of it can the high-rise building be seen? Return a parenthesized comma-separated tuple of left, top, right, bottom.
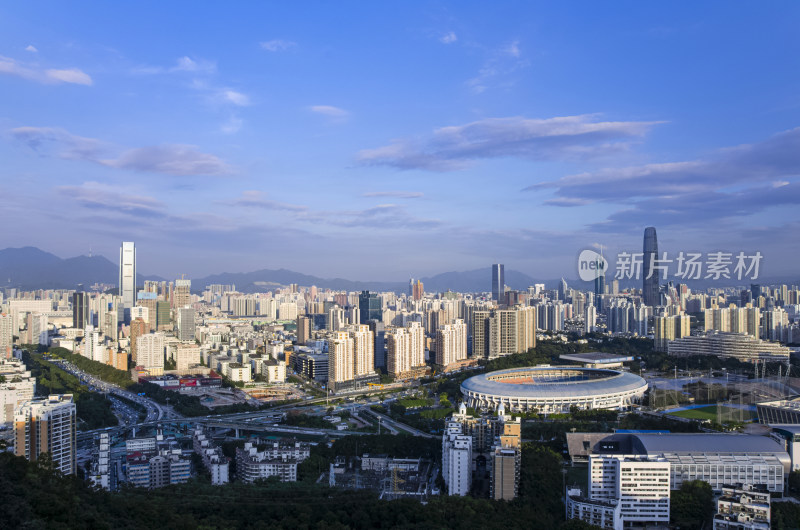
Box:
(589, 455, 670, 524)
(119, 241, 137, 312)
(366, 319, 385, 370)
(358, 291, 382, 324)
(173, 278, 191, 308)
(584, 305, 596, 335)
(176, 307, 195, 341)
(136, 333, 165, 374)
(435, 319, 468, 368)
(129, 318, 147, 364)
(472, 307, 536, 359)
(442, 420, 472, 496)
(490, 410, 521, 501)
(296, 316, 312, 345)
(653, 313, 690, 351)
(491, 264, 504, 303)
(643, 228, 659, 307)
(411, 280, 424, 301)
(72, 292, 90, 329)
(349, 324, 374, 377)
(0, 313, 13, 358)
(14, 394, 77, 475)
(385, 322, 424, 378)
(328, 331, 354, 390)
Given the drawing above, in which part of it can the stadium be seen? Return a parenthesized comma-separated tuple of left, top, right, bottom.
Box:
(460, 366, 648, 414)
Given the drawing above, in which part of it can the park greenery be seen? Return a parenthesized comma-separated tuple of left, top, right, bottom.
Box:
(21, 350, 117, 430)
(0, 439, 587, 530)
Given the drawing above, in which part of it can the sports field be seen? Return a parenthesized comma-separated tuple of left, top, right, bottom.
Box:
(667, 405, 756, 422)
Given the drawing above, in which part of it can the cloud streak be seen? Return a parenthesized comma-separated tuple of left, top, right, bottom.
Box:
(261, 39, 296, 52)
(309, 105, 349, 119)
(11, 126, 231, 176)
(0, 55, 92, 85)
(225, 190, 307, 212)
(357, 115, 662, 171)
(362, 191, 424, 199)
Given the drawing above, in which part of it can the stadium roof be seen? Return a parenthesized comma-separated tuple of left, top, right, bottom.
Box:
(631, 433, 785, 455)
(559, 352, 634, 364)
(461, 366, 647, 399)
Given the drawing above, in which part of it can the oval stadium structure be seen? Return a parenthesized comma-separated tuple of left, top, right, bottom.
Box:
(460, 366, 648, 414)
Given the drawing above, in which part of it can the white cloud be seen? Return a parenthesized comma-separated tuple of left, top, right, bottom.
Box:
(222, 89, 250, 106)
(57, 182, 166, 218)
(25, 45, 38, 53)
(11, 126, 231, 176)
(310, 105, 349, 118)
(0, 55, 92, 85)
(362, 191, 424, 199)
(261, 39, 296, 52)
(101, 144, 231, 176)
(171, 56, 216, 73)
(44, 68, 93, 85)
(440, 32, 458, 44)
(357, 115, 662, 171)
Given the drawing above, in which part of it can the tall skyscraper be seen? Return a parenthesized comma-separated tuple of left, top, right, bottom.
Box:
(14, 394, 77, 475)
(119, 241, 137, 311)
(72, 292, 90, 329)
(358, 291, 382, 324)
(436, 319, 468, 368)
(491, 264, 504, 303)
(642, 227, 659, 307)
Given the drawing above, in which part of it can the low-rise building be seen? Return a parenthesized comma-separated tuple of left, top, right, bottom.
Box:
(713, 483, 770, 530)
(192, 428, 229, 485)
(126, 449, 190, 489)
(236, 442, 298, 483)
(567, 487, 622, 530)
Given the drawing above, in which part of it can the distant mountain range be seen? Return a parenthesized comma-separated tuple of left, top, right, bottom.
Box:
(0, 247, 163, 291)
(0, 246, 795, 294)
(0, 246, 554, 293)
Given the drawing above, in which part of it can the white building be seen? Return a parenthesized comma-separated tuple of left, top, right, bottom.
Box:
(442, 421, 472, 496)
(435, 319, 467, 368)
(175, 343, 201, 371)
(236, 442, 299, 482)
(589, 455, 670, 525)
(136, 332, 165, 374)
(262, 360, 286, 383)
(119, 241, 136, 310)
(83, 326, 106, 363)
(713, 483, 770, 530)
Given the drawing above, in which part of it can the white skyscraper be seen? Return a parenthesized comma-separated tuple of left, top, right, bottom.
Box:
(349, 324, 374, 377)
(119, 241, 137, 311)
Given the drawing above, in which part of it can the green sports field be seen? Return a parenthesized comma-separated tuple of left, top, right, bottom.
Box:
(666, 405, 756, 422)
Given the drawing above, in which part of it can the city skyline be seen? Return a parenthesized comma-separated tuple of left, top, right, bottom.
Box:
(2, 3, 800, 280)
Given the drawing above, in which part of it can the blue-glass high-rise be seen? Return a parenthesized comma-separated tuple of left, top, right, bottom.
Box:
(358, 291, 382, 324)
(643, 227, 659, 307)
(491, 264, 504, 303)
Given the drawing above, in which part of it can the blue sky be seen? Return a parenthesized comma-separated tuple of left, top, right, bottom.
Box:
(2, 2, 799, 281)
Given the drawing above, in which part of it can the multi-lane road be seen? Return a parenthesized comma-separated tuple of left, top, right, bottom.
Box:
(44, 356, 165, 422)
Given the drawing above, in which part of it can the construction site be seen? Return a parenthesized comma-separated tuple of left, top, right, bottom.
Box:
(325, 455, 436, 501)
